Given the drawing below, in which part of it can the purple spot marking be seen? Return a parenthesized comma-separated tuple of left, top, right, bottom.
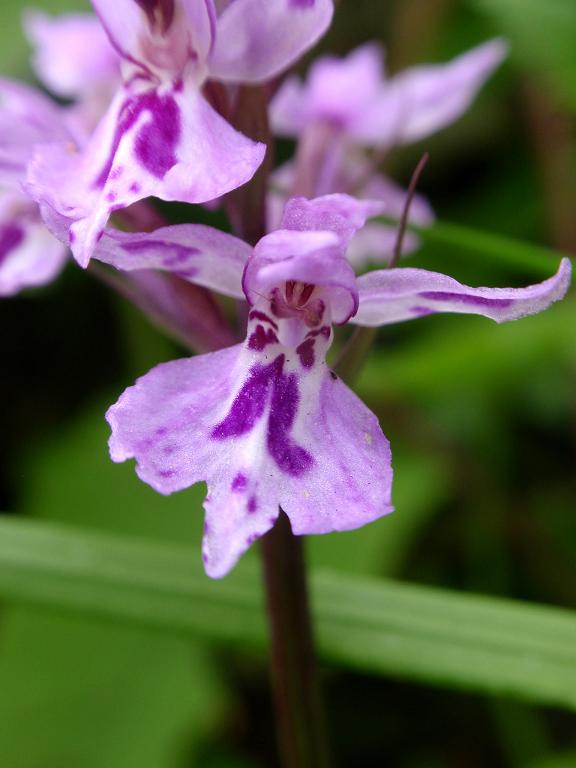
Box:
(212, 355, 313, 477)
(418, 291, 513, 309)
(410, 306, 436, 316)
(248, 324, 279, 351)
(155, 426, 168, 436)
(158, 468, 175, 478)
(94, 90, 181, 187)
(248, 310, 278, 330)
(0, 224, 24, 266)
(296, 338, 315, 369)
(130, 182, 141, 193)
(306, 325, 330, 339)
(106, 191, 117, 202)
(232, 473, 248, 492)
(246, 534, 259, 546)
(267, 363, 313, 477)
(247, 496, 258, 514)
(211, 360, 274, 438)
(290, 0, 315, 6)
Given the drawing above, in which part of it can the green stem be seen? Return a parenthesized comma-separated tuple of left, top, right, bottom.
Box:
(260, 513, 331, 768)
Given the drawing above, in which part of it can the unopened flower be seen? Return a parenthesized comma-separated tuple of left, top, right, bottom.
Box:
(103, 194, 571, 577)
(28, 0, 334, 267)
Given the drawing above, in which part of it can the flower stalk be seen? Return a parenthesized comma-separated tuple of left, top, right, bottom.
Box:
(261, 513, 331, 768)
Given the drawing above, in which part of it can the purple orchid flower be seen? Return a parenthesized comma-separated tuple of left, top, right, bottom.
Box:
(269, 40, 507, 267)
(26, 0, 334, 268)
(102, 194, 571, 578)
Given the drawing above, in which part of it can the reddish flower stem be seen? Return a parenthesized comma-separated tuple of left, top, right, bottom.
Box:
(261, 513, 331, 768)
(227, 84, 331, 768)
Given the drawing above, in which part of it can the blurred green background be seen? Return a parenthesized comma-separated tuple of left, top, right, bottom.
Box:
(1, 0, 575, 766)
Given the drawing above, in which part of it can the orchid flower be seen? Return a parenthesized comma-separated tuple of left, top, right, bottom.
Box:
(102, 194, 571, 578)
(269, 40, 507, 267)
(27, 0, 334, 268)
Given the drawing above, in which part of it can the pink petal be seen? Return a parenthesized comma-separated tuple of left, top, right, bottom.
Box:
(270, 43, 384, 136)
(280, 370, 393, 536)
(0, 193, 67, 296)
(356, 39, 508, 146)
(28, 83, 265, 266)
(353, 259, 572, 326)
(210, 0, 334, 84)
(25, 10, 119, 100)
(93, 223, 251, 298)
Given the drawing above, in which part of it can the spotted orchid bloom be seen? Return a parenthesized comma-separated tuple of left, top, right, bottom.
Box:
(27, 0, 334, 268)
(269, 40, 506, 267)
(102, 194, 571, 578)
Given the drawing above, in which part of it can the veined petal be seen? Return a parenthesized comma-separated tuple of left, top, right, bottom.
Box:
(93, 223, 251, 298)
(352, 259, 572, 326)
(280, 369, 393, 535)
(357, 38, 508, 147)
(28, 82, 265, 266)
(25, 10, 119, 100)
(210, 0, 334, 84)
(0, 194, 67, 296)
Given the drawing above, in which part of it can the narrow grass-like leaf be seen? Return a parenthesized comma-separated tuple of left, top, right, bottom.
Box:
(376, 217, 571, 275)
(1, 517, 576, 709)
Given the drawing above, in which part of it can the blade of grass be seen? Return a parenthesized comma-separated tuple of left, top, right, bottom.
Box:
(376, 217, 572, 275)
(1, 517, 576, 709)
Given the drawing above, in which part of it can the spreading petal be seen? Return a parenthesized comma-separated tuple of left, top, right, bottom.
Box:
(25, 10, 119, 100)
(93, 223, 251, 297)
(0, 193, 67, 296)
(352, 259, 572, 326)
(279, 369, 393, 535)
(28, 82, 265, 266)
(357, 38, 508, 147)
(210, 0, 334, 84)
(106, 345, 286, 577)
(0, 79, 70, 182)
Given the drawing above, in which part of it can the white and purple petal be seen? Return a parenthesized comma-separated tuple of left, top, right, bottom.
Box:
(28, 82, 265, 266)
(210, 0, 334, 84)
(352, 259, 572, 326)
(0, 193, 67, 296)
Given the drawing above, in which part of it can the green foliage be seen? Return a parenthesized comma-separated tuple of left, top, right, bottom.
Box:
(1, 517, 576, 712)
(471, 0, 576, 111)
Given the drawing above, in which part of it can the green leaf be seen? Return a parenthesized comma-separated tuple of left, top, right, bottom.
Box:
(377, 216, 570, 276)
(1, 517, 576, 710)
(470, 0, 576, 111)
